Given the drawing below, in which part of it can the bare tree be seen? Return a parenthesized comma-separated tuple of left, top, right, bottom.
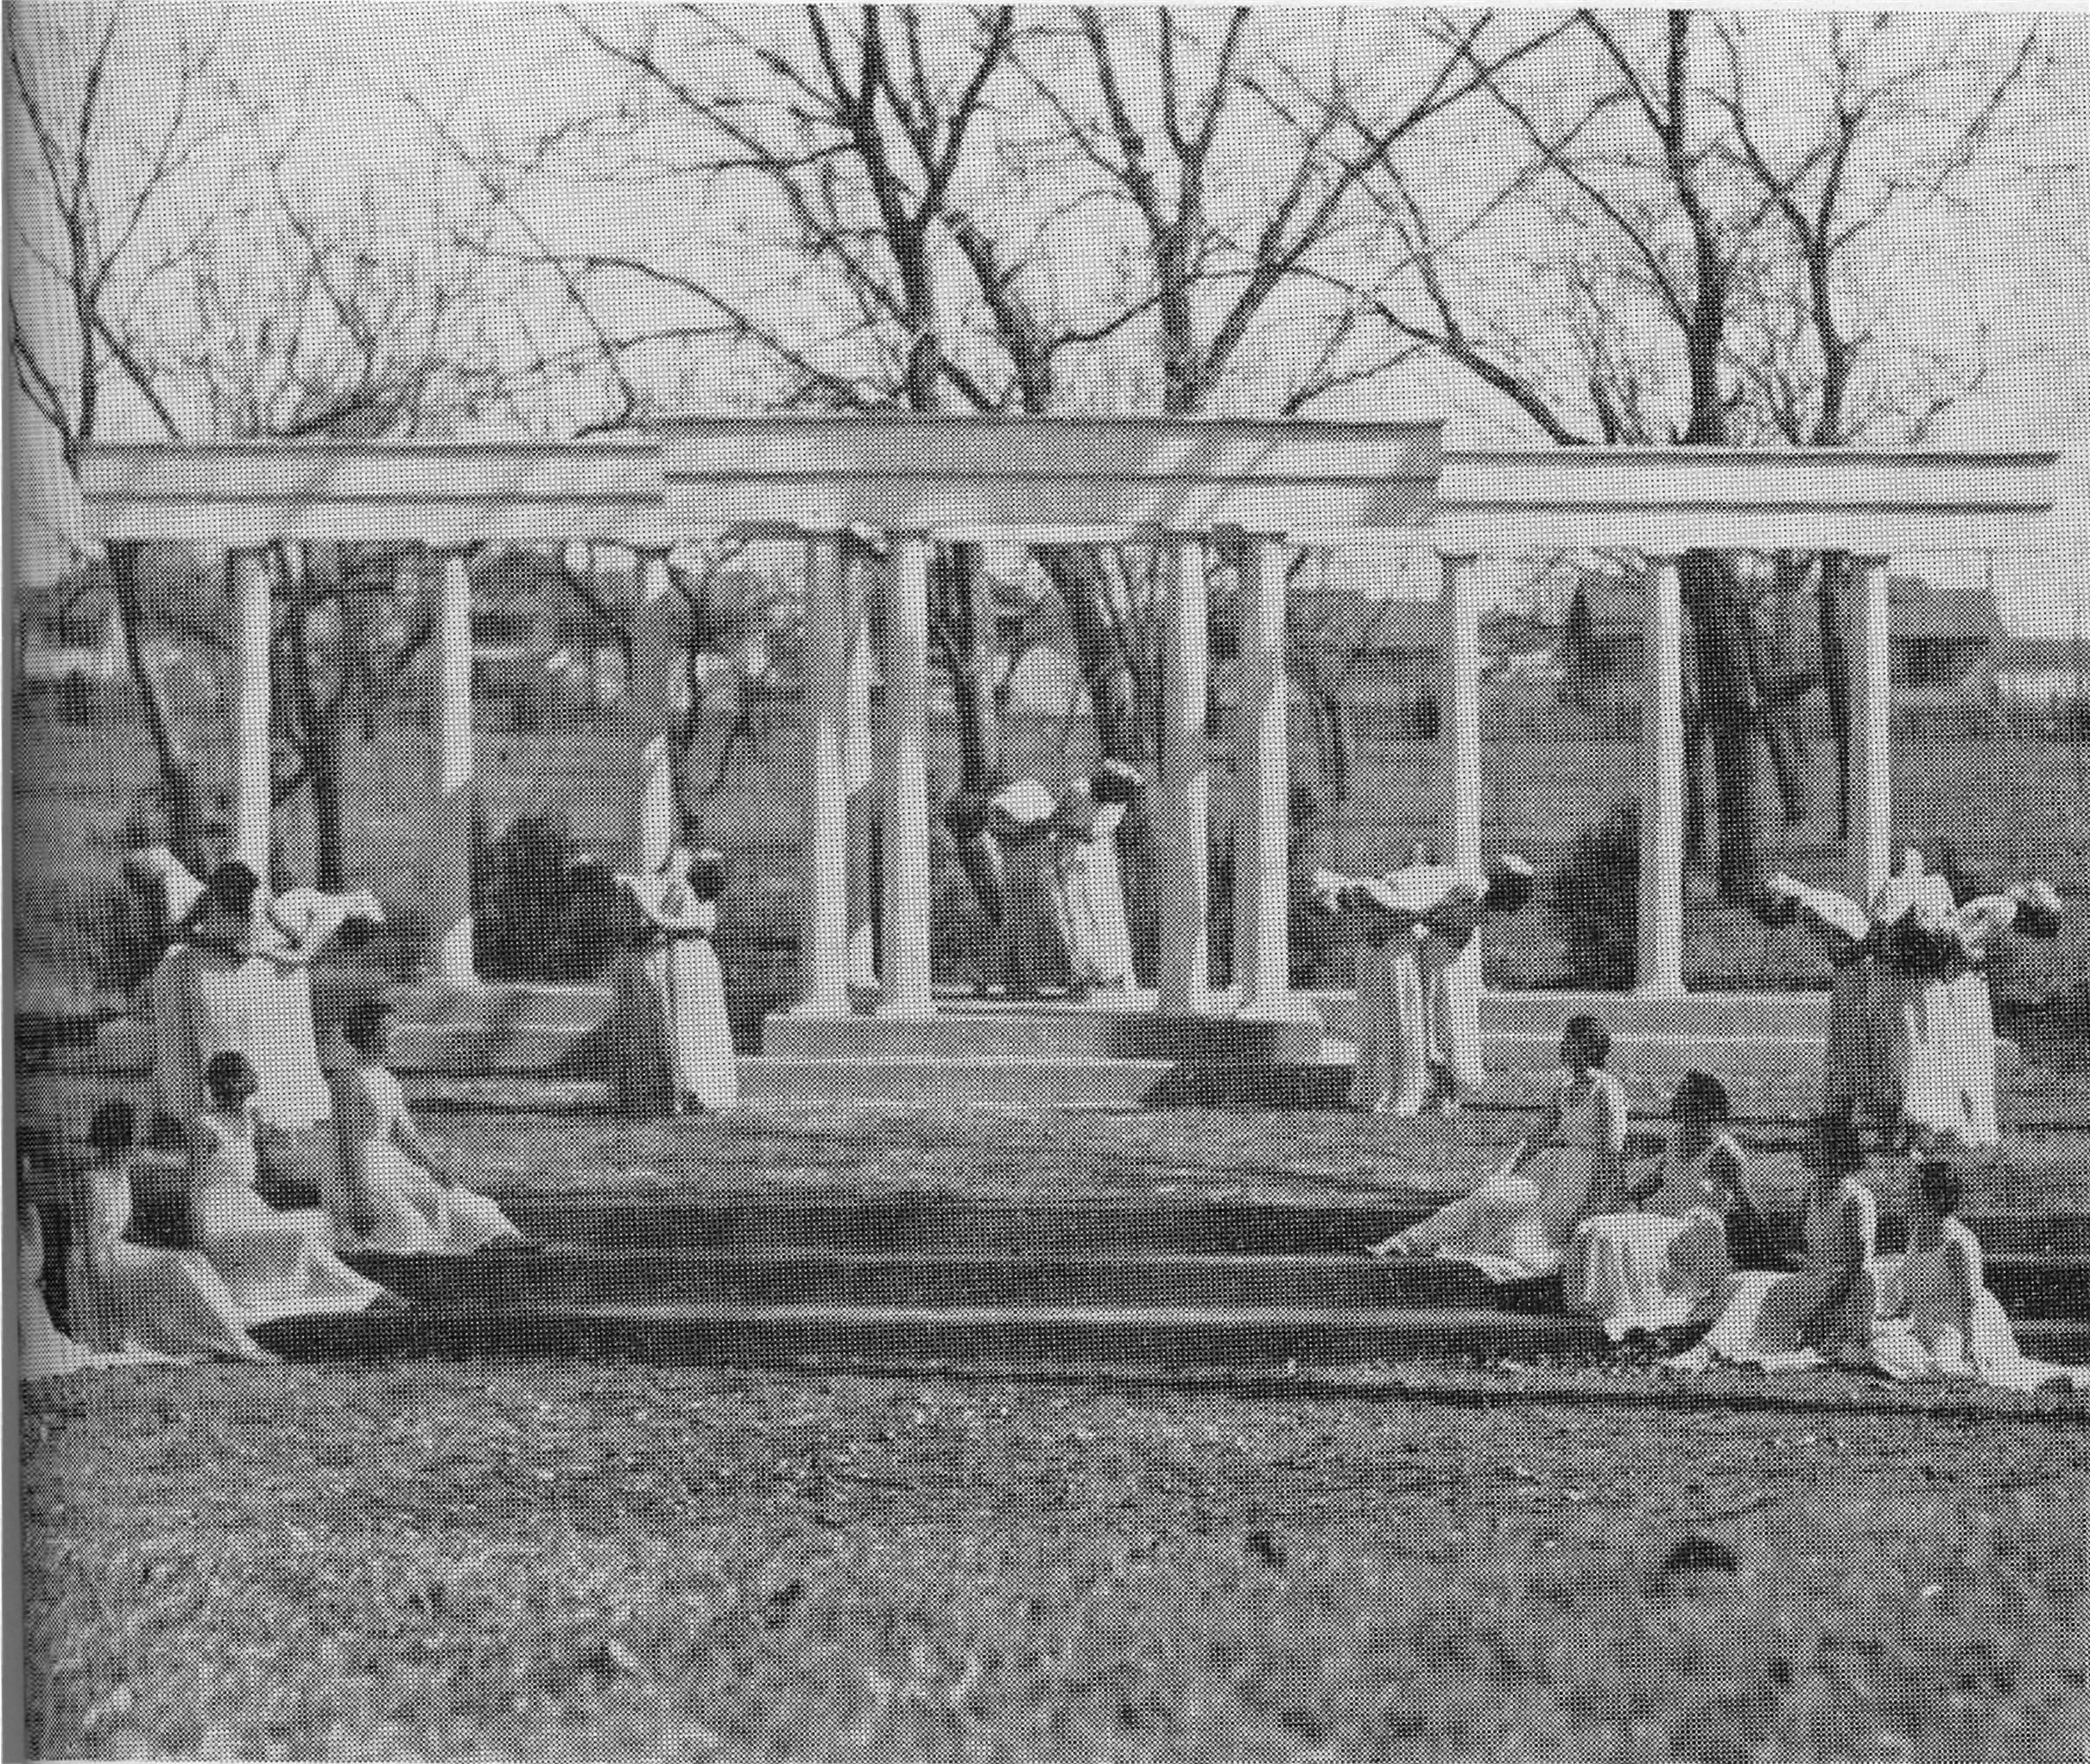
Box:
(10, 0, 242, 863)
(1357, 9, 2055, 895)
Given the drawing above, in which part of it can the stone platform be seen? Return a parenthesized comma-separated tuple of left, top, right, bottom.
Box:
(79, 981, 1869, 1118)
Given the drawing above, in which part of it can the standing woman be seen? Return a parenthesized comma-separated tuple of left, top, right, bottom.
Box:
(992, 780, 1073, 998)
(942, 789, 1008, 997)
(1417, 855, 1536, 1113)
(1056, 762, 1143, 996)
(1329, 874, 1426, 1116)
(619, 847, 738, 1114)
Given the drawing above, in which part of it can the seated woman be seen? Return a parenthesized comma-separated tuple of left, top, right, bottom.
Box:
(1564, 1073, 1758, 1340)
(65, 1098, 270, 1364)
(1673, 1110, 1885, 1373)
(1873, 1160, 2087, 1394)
(189, 1052, 386, 1325)
(333, 998, 524, 1254)
(1373, 1014, 1626, 1280)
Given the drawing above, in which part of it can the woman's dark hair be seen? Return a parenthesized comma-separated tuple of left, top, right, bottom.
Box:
(1090, 762, 1146, 806)
(944, 792, 992, 843)
(1915, 1160, 1964, 1218)
(1562, 1013, 1611, 1066)
(205, 859, 262, 914)
(339, 996, 392, 1055)
(1672, 1072, 1729, 1125)
(1811, 1108, 1865, 1179)
(690, 850, 726, 902)
(87, 1098, 136, 1158)
(204, 1049, 258, 1104)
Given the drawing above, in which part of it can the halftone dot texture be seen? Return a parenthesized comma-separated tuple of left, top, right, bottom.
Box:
(13, 8, 2088, 1761)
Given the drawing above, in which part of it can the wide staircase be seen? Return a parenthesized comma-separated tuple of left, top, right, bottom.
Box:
(58, 983, 2088, 1372)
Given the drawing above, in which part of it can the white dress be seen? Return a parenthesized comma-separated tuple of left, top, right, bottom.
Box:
(17, 1203, 195, 1378)
(1396, 1067, 1626, 1280)
(1676, 1179, 1887, 1372)
(1565, 1135, 1742, 1337)
(1418, 912, 1486, 1103)
(333, 1063, 522, 1254)
(1873, 1217, 2087, 1394)
(617, 883, 738, 1111)
(1351, 927, 1428, 1115)
(150, 889, 374, 1136)
(63, 1162, 268, 1363)
(189, 1110, 384, 1324)
(1059, 794, 1136, 992)
(1874, 872, 1998, 1149)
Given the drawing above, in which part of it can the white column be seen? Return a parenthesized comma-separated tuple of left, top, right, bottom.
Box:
(845, 547, 878, 991)
(1156, 536, 1211, 1010)
(1440, 553, 1483, 878)
(431, 552, 477, 983)
(628, 554, 682, 873)
(1440, 551, 1485, 1021)
(230, 548, 275, 875)
(795, 534, 852, 1016)
(878, 534, 934, 1016)
(1233, 534, 1295, 1015)
(1847, 554, 1892, 906)
(1637, 554, 1685, 996)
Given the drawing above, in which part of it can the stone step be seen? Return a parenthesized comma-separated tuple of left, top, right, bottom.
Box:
(247, 1302, 2090, 1369)
(343, 1246, 2090, 1322)
(497, 1193, 2090, 1262)
(761, 1005, 1326, 1064)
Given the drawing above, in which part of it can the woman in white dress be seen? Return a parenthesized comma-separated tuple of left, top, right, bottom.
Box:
(332, 999, 524, 1253)
(1675, 1110, 1884, 1372)
(188, 1052, 386, 1326)
(1416, 856, 1536, 1114)
(617, 848, 738, 1113)
(63, 1098, 270, 1364)
(993, 780, 1074, 998)
(149, 860, 382, 1191)
(1881, 878, 2059, 1154)
(1056, 762, 1143, 996)
(1326, 872, 1428, 1116)
(1565, 1072, 1750, 1337)
(1874, 1161, 2087, 1394)
(1374, 1015, 1627, 1280)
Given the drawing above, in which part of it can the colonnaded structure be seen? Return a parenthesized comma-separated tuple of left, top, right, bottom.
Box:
(81, 418, 2056, 1103)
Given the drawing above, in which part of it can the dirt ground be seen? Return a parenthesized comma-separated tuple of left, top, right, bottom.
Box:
(19, 1362, 2087, 1763)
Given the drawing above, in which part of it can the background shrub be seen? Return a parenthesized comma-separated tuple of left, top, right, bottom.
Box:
(1553, 800, 1638, 990)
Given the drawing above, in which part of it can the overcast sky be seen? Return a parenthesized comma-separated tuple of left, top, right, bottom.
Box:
(10, 6, 2087, 633)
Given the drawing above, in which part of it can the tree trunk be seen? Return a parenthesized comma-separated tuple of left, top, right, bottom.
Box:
(1680, 550, 1764, 899)
(939, 541, 999, 792)
(106, 541, 206, 869)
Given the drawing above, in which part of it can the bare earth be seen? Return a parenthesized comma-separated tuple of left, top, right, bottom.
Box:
(20, 1362, 2087, 1763)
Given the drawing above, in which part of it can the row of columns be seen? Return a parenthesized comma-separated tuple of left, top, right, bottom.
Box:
(216, 536, 1896, 1001)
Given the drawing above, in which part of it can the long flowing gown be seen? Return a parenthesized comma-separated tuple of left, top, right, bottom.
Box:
(1674, 1177, 1885, 1372)
(63, 1162, 269, 1363)
(1059, 793, 1136, 993)
(1870, 869, 1978, 1147)
(1872, 1217, 2087, 1393)
(149, 888, 376, 1138)
(1884, 901, 2002, 1153)
(1394, 1066, 1626, 1280)
(333, 1063, 524, 1253)
(1418, 891, 1489, 1105)
(1564, 1134, 1744, 1337)
(18, 1202, 193, 1378)
(615, 882, 738, 1111)
(188, 1110, 384, 1324)
(1351, 926, 1428, 1114)
(1002, 825, 1073, 996)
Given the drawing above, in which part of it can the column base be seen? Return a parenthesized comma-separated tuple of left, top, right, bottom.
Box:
(783, 996, 855, 1021)
(1631, 979, 1688, 1001)
(430, 921, 478, 988)
(1234, 990, 1325, 1026)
